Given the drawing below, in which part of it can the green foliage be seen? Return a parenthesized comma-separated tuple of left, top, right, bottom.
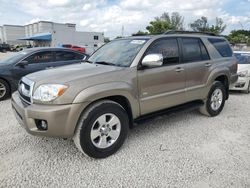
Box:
(104, 37, 111, 43)
(228, 30, 250, 45)
(132, 30, 149, 36)
(190, 17, 226, 35)
(145, 12, 184, 34)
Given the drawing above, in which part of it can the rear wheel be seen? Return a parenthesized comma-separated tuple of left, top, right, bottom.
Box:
(199, 81, 226, 117)
(0, 79, 10, 101)
(73, 100, 129, 158)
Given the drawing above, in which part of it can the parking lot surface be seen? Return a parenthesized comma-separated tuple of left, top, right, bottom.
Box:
(0, 52, 250, 187)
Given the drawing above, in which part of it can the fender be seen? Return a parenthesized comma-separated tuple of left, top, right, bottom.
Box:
(73, 82, 140, 118)
(206, 67, 230, 86)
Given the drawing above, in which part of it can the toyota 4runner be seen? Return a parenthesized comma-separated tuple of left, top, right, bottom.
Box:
(12, 31, 238, 158)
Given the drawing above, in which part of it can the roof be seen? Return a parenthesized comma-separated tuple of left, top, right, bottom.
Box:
(19, 32, 52, 41)
(21, 47, 86, 54)
(234, 51, 250, 54)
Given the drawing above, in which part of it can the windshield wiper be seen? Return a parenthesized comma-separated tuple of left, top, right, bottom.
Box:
(82, 60, 93, 64)
(94, 61, 116, 66)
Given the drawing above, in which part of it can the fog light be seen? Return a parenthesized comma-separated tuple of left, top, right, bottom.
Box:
(41, 121, 47, 130)
(35, 120, 48, 131)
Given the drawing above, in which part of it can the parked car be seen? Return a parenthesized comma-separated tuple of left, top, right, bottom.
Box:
(13, 44, 32, 52)
(0, 47, 88, 100)
(230, 51, 250, 93)
(62, 44, 86, 53)
(0, 43, 11, 52)
(12, 31, 238, 158)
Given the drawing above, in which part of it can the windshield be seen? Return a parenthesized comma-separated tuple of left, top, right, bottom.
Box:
(234, 52, 250, 64)
(88, 39, 148, 67)
(0, 51, 29, 65)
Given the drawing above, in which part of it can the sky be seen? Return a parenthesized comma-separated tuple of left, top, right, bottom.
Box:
(0, 0, 250, 38)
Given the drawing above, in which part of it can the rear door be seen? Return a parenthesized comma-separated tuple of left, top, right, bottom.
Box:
(138, 37, 186, 115)
(180, 37, 211, 100)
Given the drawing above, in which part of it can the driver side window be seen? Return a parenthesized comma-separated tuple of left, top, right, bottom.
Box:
(146, 38, 180, 65)
(25, 51, 53, 64)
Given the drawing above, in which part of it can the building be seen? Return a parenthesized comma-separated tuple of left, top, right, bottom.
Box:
(0, 25, 26, 45)
(0, 21, 104, 54)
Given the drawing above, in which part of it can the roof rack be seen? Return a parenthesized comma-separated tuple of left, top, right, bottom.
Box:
(164, 30, 217, 36)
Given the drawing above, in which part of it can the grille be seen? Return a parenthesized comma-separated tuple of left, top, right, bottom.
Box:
(18, 78, 34, 104)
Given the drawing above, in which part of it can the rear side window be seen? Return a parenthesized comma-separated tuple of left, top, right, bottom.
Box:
(182, 38, 210, 63)
(26, 51, 53, 64)
(208, 38, 232, 57)
(146, 38, 179, 65)
(55, 51, 84, 61)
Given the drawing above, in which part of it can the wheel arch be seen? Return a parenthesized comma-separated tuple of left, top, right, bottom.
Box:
(214, 74, 229, 100)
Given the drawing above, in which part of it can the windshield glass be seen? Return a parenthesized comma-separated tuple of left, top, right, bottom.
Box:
(0, 51, 29, 65)
(234, 52, 250, 64)
(88, 39, 148, 67)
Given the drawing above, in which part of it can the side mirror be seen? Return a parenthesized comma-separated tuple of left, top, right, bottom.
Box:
(17, 60, 28, 68)
(141, 54, 163, 68)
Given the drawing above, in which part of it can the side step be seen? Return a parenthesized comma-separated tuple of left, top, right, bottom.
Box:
(134, 100, 204, 123)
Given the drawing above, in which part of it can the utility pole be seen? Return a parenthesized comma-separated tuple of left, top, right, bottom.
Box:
(121, 25, 124, 37)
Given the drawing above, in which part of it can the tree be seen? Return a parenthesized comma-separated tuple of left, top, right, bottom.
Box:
(228, 30, 250, 45)
(104, 37, 110, 43)
(190, 17, 226, 34)
(132, 30, 149, 36)
(145, 12, 184, 34)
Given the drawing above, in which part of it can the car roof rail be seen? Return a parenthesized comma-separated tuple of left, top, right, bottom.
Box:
(164, 30, 218, 36)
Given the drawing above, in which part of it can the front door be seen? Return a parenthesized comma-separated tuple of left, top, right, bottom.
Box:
(11, 51, 54, 84)
(138, 38, 186, 115)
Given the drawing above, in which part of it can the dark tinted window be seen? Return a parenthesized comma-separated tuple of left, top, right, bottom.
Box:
(26, 51, 53, 64)
(208, 38, 232, 57)
(234, 53, 250, 64)
(94, 36, 99, 40)
(55, 51, 84, 61)
(200, 41, 210, 60)
(182, 38, 209, 62)
(146, 38, 179, 64)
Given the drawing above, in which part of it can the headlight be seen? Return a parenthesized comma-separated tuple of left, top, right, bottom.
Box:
(238, 70, 248, 77)
(33, 84, 68, 102)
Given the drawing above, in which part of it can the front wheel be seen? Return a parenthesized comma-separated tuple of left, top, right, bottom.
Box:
(0, 79, 10, 101)
(73, 100, 129, 158)
(199, 81, 226, 117)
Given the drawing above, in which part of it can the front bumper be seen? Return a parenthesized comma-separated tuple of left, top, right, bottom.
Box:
(11, 91, 88, 138)
(230, 77, 250, 91)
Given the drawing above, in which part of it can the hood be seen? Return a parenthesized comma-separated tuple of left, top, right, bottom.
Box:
(237, 64, 250, 72)
(26, 62, 136, 104)
(27, 63, 124, 83)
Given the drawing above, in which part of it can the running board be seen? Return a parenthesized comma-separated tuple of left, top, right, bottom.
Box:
(134, 100, 204, 123)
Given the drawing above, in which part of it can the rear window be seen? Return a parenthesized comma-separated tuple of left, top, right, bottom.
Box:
(234, 53, 250, 64)
(208, 38, 232, 57)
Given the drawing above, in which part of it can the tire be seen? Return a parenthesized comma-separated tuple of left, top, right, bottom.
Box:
(73, 100, 129, 158)
(199, 81, 226, 117)
(243, 81, 250, 94)
(0, 79, 10, 101)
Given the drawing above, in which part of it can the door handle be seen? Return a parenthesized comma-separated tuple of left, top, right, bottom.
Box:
(205, 63, 212, 67)
(175, 67, 184, 72)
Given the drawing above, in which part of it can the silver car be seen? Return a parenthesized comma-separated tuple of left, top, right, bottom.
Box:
(230, 51, 250, 93)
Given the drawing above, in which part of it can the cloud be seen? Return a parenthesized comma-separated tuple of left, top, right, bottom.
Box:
(2, 0, 249, 38)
